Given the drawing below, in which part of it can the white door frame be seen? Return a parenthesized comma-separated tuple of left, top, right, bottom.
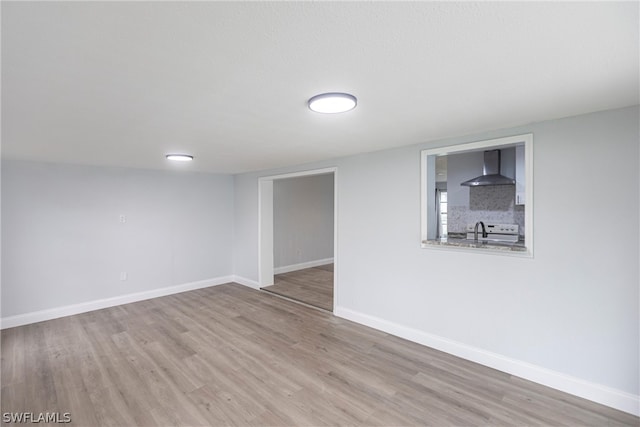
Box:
(258, 167, 338, 312)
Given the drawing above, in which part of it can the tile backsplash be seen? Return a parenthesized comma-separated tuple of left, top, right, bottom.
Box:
(448, 186, 524, 237)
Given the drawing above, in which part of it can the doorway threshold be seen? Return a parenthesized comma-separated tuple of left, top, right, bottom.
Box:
(260, 287, 332, 313)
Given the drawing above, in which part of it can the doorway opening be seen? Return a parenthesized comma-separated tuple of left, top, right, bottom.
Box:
(258, 167, 337, 312)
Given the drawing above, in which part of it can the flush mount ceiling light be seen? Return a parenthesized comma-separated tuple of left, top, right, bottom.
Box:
(166, 154, 194, 162)
(308, 92, 357, 114)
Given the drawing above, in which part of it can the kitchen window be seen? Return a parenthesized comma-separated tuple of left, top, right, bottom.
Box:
(436, 188, 447, 238)
(420, 134, 533, 256)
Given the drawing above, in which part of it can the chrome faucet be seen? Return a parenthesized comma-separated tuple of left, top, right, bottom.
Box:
(474, 221, 488, 241)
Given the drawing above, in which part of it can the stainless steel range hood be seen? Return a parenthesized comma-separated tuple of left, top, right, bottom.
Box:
(460, 150, 516, 187)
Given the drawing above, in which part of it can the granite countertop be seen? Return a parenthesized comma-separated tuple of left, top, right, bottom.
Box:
(423, 236, 527, 252)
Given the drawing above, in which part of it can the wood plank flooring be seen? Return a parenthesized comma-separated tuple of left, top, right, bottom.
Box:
(262, 264, 333, 311)
(2, 283, 638, 426)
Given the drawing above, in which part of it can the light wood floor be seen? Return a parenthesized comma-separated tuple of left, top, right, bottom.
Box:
(2, 283, 638, 426)
(262, 264, 333, 311)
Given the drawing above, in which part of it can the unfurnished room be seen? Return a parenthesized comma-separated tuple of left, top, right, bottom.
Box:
(1, 1, 639, 426)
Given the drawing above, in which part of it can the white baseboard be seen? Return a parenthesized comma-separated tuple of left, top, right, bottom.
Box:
(1, 276, 235, 330)
(273, 258, 334, 275)
(334, 306, 640, 417)
(232, 275, 261, 290)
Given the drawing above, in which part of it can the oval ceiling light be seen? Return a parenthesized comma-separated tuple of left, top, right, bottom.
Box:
(308, 92, 357, 114)
(166, 154, 194, 162)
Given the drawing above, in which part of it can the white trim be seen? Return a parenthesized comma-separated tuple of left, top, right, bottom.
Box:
(524, 134, 534, 255)
(0, 276, 235, 330)
(334, 306, 640, 417)
(258, 167, 337, 182)
(332, 168, 339, 312)
(258, 179, 274, 287)
(420, 151, 429, 242)
(232, 275, 261, 290)
(423, 133, 533, 156)
(273, 258, 334, 274)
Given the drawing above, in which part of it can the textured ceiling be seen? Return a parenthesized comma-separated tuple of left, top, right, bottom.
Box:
(2, 1, 638, 173)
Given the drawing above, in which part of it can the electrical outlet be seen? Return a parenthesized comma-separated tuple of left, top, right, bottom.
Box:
(119, 215, 126, 223)
(120, 272, 127, 281)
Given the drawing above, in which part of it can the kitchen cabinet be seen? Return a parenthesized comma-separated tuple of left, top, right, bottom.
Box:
(515, 145, 525, 205)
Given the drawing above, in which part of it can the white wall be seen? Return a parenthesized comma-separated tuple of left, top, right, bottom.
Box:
(233, 106, 639, 411)
(273, 173, 334, 269)
(1, 160, 234, 318)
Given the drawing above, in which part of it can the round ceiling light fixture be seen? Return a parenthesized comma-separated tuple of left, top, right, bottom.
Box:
(308, 92, 357, 114)
(166, 154, 194, 162)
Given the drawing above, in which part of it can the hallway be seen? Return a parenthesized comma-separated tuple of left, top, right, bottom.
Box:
(262, 264, 333, 311)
